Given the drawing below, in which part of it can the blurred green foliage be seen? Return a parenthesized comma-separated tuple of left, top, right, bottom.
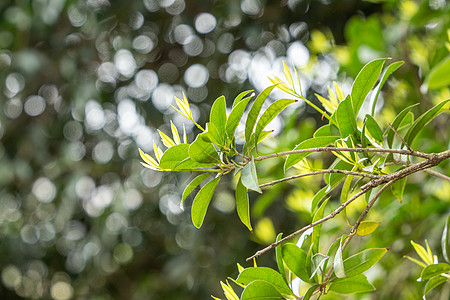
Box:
(0, 0, 449, 299)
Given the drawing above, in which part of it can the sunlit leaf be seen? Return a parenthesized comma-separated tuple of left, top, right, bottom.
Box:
(191, 176, 221, 228)
(424, 276, 447, 295)
(240, 280, 284, 300)
(210, 95, 227, 139)
(336, 95, 357, 139)
(281, 243, 311, 283)
(420, 263, 450, 281)
(385, 104, 419, 148)
(282, 60, 294, 88)
(423, 55, 450, 91)
(329, 274, 375, 294)
(182, 173, 212, 204)
(302, 284, 319, 300)
(232, 90, 254, 108)
(344, 248, 388, 277)
(236, 267, 293, 297)
(226, 95, 253, 139)
(245, 85, 277, 143)
(356, 221, 380, 236)
(371, 61, 404, 116)
(411, 240, 433, 266)
(442, 215, 450, 263)
(158, 129, 176, 148)
(241, 157, 262, 193)
(189, 134, 221, 164)
(236, 177, 252, 231)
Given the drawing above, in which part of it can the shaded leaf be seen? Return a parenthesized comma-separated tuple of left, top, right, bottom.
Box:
(236, 177, 252, 231)
(241, 157, 262, 193)
(310, 187, 328, 216)
(182, 173, 212, 204)
(240, 280, 284, 300)
(391, 177, 407, 203)
(356, 221, 380, 236)
(329, 274, 375, 294)
(420, 263, 450, 281)
(284, 136, 340, 171)
(385, 104, 419, 148)
(245, 85, 277, 143)
(310, 253, 329, 279)
(312, 198, 329, 253)
(344, 248, 388, 277)
(191, 176, 221, 228)
(281, 243, 311, 283)
(371, 61, 404, 116)
(236, 267, 293, 297)
(275, 233, 287, 284)
(351, 58, 387, 115)
(424, 276, 447, 295)
(336, 95, 357, 139)
(302, 284, 319, 300)
(334, 237, 347, 278)
(364, 114, 383, 143)
(189, 134, 221, 164)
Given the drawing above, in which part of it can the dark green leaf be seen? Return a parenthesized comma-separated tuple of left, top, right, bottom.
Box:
(424, 276, 447, 295)
(404, 99, 450, 146)
(253, 99, 297, 147)
(210, 95, 227, 138)
(371, 61, 404, 116)
(281, 243, 311, 283)
(189, 134, 221, 164)
(420, 263, 450, 281)
(182, 173, 212, 202)
(241, 157, 262, 193)
(351, 58, 387, 115)
(312, 198, 329, 254)
(284, 136, 340, 171)
(226, 95, 253, 139)
(191, 176, 221, 228)
(344, 248, 388, 277)
(275, 233, 287, 284)
(423, 55, 450, 90)
(442, 215, 450, 263)
(236, 177, 252, 231)
(245, 85, 277, 143)
(329, 274, 375, 294)
(385, 104, 419, 148)
(240, 280, 284, 300)
(391, 177, 406, 203)
(336, 95, 357, 139)
(334, 237, 347, 278)
(236, 267, 293, 297)
(364, 114, 383, 142)
(232, 89, 254, 107)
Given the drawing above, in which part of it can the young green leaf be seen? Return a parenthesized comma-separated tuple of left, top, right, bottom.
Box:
(210, 95, 227, 138)
(329, 274, 375, 294)
(312, 198, 329, 254)
(371, 61, 404, 116)
(423, 55, 450, 91)
(424, 276, 447, 295)
(281, 243, 311, 283)
(364, 114, 383, 143)
(226, 95, 253, 139)
(336, 95, 357, 139)
(191, 176, 221, 228)
(240, 280, 284, 300)
(420, 263, 450, 281)
(333, 237, 347, 278)
(356, 221, 380, 236)
(245, 85, 277, 143)
(404, 99, 450, 146)
(189, 134, 221, 164)
(236, 267, 293, 297)
(253, 99, 297, 148)
(182, 173, 212, 204)
(284, 136, 340, 171)
(351, 58, 387, 115)
(236, 177, 252, 231)
(391, 177, 406, 203)
(343, 248, 388, 277)
(159, 144, 190, 169)
(241, 157, 262, 193)
(232, 89, 254, 107)
(275, 233, 287, 284)
(442, 215, 450, 263)
(385, 104, 419, 148)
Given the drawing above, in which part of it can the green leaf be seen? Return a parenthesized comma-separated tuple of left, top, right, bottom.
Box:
(253, 99, 297, 148)
(313, 124, 332, 137)
(310, 253, 329, 279)
(325, 159, 353, 190)
(236, 177, 252, 231)
(191, 176, 221, 228)
(232, 89, 254, 107)
(210, 95, 227, 138)
(351, 58, 387, 115)
(340, 172, 354, 225)
(189, 134, 221, 164)
(356, 221, 380, 236)
(245, 85, 277, 143)
(364, 114, 383, 143)
(336, 95, 357, 139)
(310, 187, 328, 216)
(404, 99, 450, 146)
(240, 280, 284, 300)
(423, 56, 450, 90)
(442, 215, 450, 263)
(312, 198, 329, 254)
(226, 95, 253, 139)
(236, 267, 293, 297)
(281, 243, 311, 283)
(385, 104, 419, 148)
(302, 284, 319, 300)
(275, 233, 287, 284)
(329, 274, 375, 294)
(205, 122, 224, 146)
(424, 276, 447, 295)
(284, 136, 340, 171)
(391, 177, 406, 203)
(241, 157, 262, 193)
(420, 263, 450, 281)
(333, 237, 347, 278)
(343, 248, 388, 277)
(371, 61, 404, 116)
(182, 173, 212, 203)
(159, 144, 190, 169)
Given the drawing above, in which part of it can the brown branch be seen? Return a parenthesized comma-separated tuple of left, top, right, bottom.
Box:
(259, 170, 381, 188)
(254, 147, 432, 161)
(393, 158, 450, 182)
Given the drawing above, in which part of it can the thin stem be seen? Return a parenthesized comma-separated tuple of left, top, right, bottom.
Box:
(255, 147, 432, 162)
(388, 122, 412, 151)
(394, 159, 450, 182)
(260, 170, 381, 188)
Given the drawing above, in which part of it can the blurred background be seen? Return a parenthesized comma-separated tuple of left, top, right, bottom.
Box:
(0, 0, 449, 299)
